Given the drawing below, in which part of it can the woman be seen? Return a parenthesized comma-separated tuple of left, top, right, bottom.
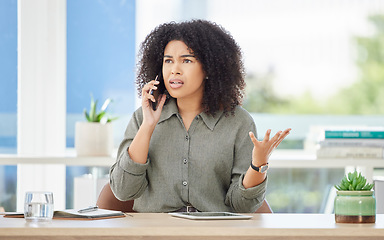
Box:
(110, 20, 290, 213)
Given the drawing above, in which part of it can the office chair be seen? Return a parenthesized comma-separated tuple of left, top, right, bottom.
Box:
(97, 183, 273, 213)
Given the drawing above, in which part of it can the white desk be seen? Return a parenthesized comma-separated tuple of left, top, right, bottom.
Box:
(1, 213, 383, 240)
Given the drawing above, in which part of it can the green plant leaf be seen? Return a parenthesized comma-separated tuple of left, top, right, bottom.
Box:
(337, 171, 373, 191)
(352, 178, 358, 190)
(101, 98, 112, 112)
(360, 178, 367, 190)
(97, 112, 106, 122)
(107, 116, 119, 122)
(83, 94, 117, 123)
(353, 171, 358, 180)
(84, 109, 91, 122)
(89, 97, 98, 122)
(348, 172, 353, 182)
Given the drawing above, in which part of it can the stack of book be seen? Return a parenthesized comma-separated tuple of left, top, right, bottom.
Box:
(316, 128, 384, 159)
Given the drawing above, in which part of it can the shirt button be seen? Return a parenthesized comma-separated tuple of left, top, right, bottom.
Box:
(185, 135, 189, 141)
(182, 181, 188, 186)
(195, 116, 199, 120)
(183, 159, 188, 164)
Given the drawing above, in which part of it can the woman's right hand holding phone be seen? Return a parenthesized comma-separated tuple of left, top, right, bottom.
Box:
(141, 78, 167, 129)
(128, 78, 167, 164)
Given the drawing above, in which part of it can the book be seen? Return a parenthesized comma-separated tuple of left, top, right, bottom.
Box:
(318, 139, 384, 148)
(324, 129, 384, 139)
(316, 146, 384, 159)
(3, 208, 126, 220)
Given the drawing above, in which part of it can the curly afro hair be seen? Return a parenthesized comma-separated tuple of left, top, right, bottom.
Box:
(136, 19, 246, 116)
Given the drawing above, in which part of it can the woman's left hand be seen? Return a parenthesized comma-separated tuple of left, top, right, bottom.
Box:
(249, 128, 291, 166)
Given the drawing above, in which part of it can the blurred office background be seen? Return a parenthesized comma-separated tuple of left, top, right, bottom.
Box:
(1, 0, 384, 212)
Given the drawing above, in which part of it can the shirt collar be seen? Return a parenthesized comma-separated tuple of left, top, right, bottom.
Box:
(158, 98, 179, 123)
(199, 109, 224, 131)
(158, 98, 224, 131)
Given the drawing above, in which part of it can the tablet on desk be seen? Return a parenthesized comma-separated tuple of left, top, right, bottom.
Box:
(169, 212, 253, 220)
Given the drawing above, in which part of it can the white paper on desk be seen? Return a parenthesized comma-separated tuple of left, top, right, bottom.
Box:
(54, 209, 125, 219)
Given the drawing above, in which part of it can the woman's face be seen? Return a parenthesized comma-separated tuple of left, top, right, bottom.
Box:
(162, 40, 206, 103)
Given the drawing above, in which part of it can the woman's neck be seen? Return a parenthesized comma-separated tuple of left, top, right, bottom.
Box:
(177, 97, 202, 114)
(176, 98, 203, 131)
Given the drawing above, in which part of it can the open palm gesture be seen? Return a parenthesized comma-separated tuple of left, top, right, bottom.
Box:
(249, 128, 291, 165)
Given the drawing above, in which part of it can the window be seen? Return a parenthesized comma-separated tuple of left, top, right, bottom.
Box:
(66, 0, 136, 149)
(66, 0, 136, 208)
(136, 0, 384, 143)
(136, 0, 384, 213)
(0, 0, 17, 154)
(0, 0, 17, 211)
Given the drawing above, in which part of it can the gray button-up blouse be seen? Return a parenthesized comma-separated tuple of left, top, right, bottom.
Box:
(110, 98, 267, 213)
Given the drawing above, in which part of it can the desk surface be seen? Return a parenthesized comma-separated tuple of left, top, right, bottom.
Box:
(1, 213, 383, 240)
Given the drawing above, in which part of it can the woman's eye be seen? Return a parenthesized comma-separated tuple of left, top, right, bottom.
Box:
(164, 59, 172, 63)
(184, 59, 192, 63)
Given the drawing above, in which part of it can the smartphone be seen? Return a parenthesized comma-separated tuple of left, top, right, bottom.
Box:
(149, 71, 166, 110)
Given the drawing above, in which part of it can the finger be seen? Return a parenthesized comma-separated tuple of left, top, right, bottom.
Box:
(281, 130, 291, 140)
(267, 131, 281, 148)
(148, 94, 156, 102)
(143, 80, 160, 92)
(142, 88, 156, 102)
(249, 132, 258, 145)
(143, 81, 160, 102)
(272, 138, 284, 150)
(280, 128, 291, 137)
(142, 85, 153, 99)
(276, 129, 291, 143)
(272, 129, 291, 148)
(271, 139, 281, 150)
(263, 129, 272, 142)
(271, 130, 282, 141)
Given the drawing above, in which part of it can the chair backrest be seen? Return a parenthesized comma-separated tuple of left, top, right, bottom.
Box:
(257, 198, 273, 213)
(97, 183, 272, 213)
(96, 183, 135, 212)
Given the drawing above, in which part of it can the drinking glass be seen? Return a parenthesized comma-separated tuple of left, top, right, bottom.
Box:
(24, 191, 54, 221)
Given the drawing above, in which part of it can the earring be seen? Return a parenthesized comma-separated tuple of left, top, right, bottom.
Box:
(205, 76, 209, 80)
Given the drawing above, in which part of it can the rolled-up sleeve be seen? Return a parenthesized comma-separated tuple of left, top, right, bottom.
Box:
(225, 120, 267, 213)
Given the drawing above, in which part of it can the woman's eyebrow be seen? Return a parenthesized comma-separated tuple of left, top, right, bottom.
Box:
(180, 54, 195, 58)
(163, 54, 195, 58)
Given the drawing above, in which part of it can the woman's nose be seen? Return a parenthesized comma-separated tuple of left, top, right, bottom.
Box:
(171, 63, 182, 75)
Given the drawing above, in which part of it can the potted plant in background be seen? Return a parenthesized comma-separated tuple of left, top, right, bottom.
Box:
(75, 95, 117, 156)
(334, 170, 375, 223)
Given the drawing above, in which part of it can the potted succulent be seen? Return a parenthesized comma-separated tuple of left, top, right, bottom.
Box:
(75, 96, 116, 156)
(334, 170, 375, 223)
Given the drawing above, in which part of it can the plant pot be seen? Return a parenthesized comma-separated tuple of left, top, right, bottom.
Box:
(75, 122, 113, 156)
(334, 190, 376, 223)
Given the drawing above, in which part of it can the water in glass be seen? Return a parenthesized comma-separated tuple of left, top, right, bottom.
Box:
(24, 192, 54, 221)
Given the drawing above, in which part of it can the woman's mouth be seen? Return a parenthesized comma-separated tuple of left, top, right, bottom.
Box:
(169, 79, 184, 89)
